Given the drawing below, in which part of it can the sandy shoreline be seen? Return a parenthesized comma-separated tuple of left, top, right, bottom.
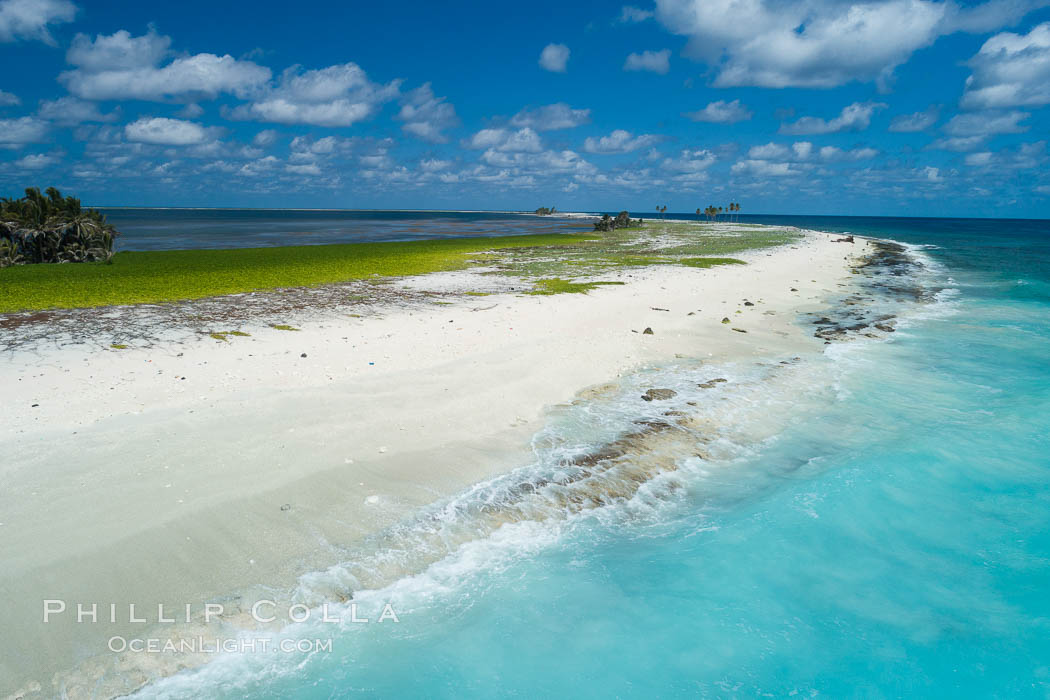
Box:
(0, 229, 871, 697)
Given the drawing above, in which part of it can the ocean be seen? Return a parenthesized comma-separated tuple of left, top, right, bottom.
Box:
(130, 213, 1050, 698)
(97, 208, 594, 251)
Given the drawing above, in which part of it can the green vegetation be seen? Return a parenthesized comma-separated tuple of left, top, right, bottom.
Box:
(109, 343, 128, 349)
(0, 220, 799, 313)
(679, 257, 746, 268)
(0, 233, 594, 313)
(1, 187, 118, 266)
(209, 330, 251, 341)
(271, 324, 300, 331)
(527, 278, 626, 295)
(534, 206, 557, 215)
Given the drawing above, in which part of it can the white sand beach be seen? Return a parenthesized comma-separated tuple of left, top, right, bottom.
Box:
(0, 230, 870, 698)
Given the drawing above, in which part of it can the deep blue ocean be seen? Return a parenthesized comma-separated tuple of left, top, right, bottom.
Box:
(132, 213, 1050, 699)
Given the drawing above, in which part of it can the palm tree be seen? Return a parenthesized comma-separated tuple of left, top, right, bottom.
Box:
(1, 186, 118, 266)
(661, 205, 667, 218)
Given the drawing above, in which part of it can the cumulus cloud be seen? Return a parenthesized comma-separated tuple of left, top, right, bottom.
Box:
(746, 140, 876, 162)
(961, 22, 1050, 109)
(479, 148, 595, 177)
(510, 103, 590, 130)
(0, 0, 75, 45)
(539, 43, 570, 72)
(780, 101, 886, 135)
(619, 5, 655, 22)
(13, 151, 59, 168)
(124, 117, 208, 145)
(731, 159, 800, 176)
(654, 0, 1046, 89)
(253, 129, 278, 147)
(965, 140, 1047, 168)
(285, 162, 321, 175)
(624, 49, 670, 74)
(928, 135, 988, 151)
(0, 115, 47, 146)
(466, 127, 543, 152)
(37, 96, 117, 125)
(684, 99, 752, 123)
(59, 29, 271, 102)
(583, 129, 661, 153)
(0, 89, 19, 106)
(288, 135, 354, 160)
(943, 109, 1029, 135)
(661, 148, 716, 172)
(229, 62, 399, 127)
(889, 106, 939, 132)
(397, 83, 458, 143)
(819, 145, 879, 161)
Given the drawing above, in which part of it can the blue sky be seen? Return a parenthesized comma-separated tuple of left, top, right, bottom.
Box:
(2, 0, 1050, 216)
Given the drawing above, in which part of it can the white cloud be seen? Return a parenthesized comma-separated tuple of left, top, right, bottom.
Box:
(662, 148, 716, 172)
(60, 29, 271, 101)
(37, 96, 117, 125)
(228, 62, 398, 127)
(0, 88, 19, 105)
(253, 129, 278, 147)
(583, 129, 661, 153)
(539, 43, 570, 72)
(624, 49, 670, 74)
(928, 135, 988, 151)
(420, 158, 451, 172)
(780, 101, 886, 135)
(748, 142, 791, 160)
(924, 166, 943, 182)
(684, 99, 752, 123)
(178, 103, 204, 118)
(479, 149, 595, 176)
(510, 103, 590, 130)
(286, 162, 321, 175)
(961, 22, 1050, 109)
(792, 141, 814, 160)
(289, 134, 353, 157)
(943, 109, 1029, 136)
(731, 159, 801, 176)
(0, 115, 47, 146)
(819, 145, 879, 161)
(13, 151, 58, 168)
(619, 5, 655, 22)
(746, 140, 875, 161)
(397, 83, 458, 143)
(654, 0, 1046, 89)
(125, 117, 207, 145)
(965, 151, 994, 166)
(963, 140, 1046, 168)
(0, 0, 75, 45)
(467, 127, 543, 152)
(889, 106, 939, 132)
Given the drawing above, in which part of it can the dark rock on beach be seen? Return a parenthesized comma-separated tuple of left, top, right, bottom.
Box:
(642, 327, 654, 335)
(641, 388, 677, 401)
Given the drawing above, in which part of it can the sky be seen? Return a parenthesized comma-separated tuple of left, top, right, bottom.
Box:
(1, 0, 1050, 216)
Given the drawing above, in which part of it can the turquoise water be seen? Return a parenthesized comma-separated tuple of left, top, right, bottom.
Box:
(138, 219, 1050, 698)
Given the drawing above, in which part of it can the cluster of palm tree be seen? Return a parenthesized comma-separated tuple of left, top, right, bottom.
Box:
(655, 204, 668, 219)
(0, 187, 118, 267)
(696, 202, 742, 222)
